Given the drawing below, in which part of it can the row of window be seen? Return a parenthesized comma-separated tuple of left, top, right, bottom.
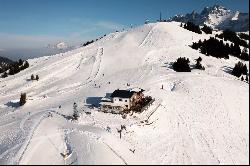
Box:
(116, 99, 128, 102)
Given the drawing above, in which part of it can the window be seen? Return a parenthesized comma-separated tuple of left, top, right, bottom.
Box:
(125, 100, 127, 102)
(125, 105, 128, 108)
(119, 99, 122, 101)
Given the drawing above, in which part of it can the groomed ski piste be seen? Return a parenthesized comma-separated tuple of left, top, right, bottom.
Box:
(0, 22, 249, 165)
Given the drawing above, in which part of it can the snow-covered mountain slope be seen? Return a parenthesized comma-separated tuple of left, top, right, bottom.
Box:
(0, 22, 249, 165)
(168, 5, 249, 32)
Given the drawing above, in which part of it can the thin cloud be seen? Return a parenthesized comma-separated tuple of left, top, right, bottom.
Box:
(69, 28, 98, 38)
(95, 21, 126, 30)
(0, 33, 66, 49)
(0, 20, 127, 49)
(0, 33, 88, 49)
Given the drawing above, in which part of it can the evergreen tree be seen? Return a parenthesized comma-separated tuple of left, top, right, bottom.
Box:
(18, 59, 23, 66)
(191, 37, 239, 59)
(8, 67, 15, 75)
(2, 72, 8, 78)
(173, 57, 191, 72)
(239, 33, 249, 41)
(219, 29, 248, 47)
(23, 61, 29, 69)
(201, 25, 213, 34)
(232, 61, 248, 77)
(200, 46, 207, 55)
(195, 57, 205, 70)
(1, 59, 29, 78)
(36, 75, 39, 81)
(196, 57, 202, 62)
(8, 63, 20, 75)
(31, 74, 35, 80)
(183, 22, 202, 34)
(20, 93, 27, 106)
(231, 44, 241, 57)
(240, 48, 249, 61)
(241, 76, 244, 81)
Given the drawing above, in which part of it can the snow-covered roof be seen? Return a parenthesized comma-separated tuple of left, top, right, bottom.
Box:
(101, 93, 112, 102)
(128, 87, 145, 93)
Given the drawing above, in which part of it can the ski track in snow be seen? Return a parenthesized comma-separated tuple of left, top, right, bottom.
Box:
(91, 47, 104, 80)
(139, 25, 156, 47)
(0, 109, 62, 164)
(70, 47, 104, 92)
(103, 142, 128, 165)
(17, 111, 53, 164)
(76, 54, 85, 70)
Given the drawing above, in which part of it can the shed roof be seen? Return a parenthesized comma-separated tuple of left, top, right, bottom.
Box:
(101, 93, 112, 102)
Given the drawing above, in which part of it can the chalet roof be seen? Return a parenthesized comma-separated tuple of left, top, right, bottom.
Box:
(111, 90, 135, 99)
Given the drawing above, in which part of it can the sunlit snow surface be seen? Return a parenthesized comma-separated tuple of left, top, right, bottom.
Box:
(0, 22, 249, 165)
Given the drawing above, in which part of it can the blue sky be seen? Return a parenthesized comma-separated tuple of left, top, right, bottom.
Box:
(0, 0, 249, 49)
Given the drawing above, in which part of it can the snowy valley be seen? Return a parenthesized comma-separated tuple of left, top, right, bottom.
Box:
(0, 21, 249, 165)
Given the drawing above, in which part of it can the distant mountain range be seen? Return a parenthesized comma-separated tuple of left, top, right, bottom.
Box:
(0, 56, 13, 64)
(0, 56, 13, 72)
(0, 42, 75, 61)
(168, 5, 249, 32)
(46, 42, 70, 50)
